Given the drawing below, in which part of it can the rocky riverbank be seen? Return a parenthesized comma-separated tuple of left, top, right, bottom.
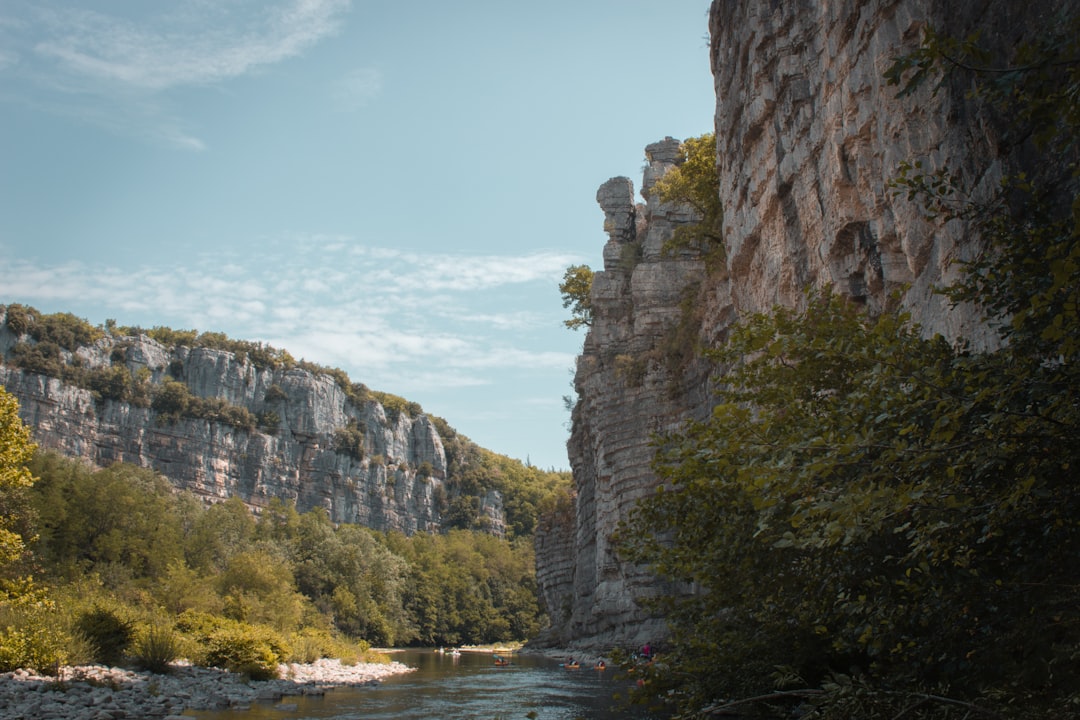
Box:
(0, 658, 413, 720)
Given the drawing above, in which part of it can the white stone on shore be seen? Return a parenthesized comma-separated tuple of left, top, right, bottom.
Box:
(0, 659, 413, 720)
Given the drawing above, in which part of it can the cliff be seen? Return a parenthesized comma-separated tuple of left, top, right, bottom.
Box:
(537, 0, 1046, 650)
(0, 313, 501, 536)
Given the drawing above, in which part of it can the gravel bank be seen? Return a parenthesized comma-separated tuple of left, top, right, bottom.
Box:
(0, 658, 413, 720)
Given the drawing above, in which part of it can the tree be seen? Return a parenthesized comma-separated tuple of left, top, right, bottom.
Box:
(0, 388, 37, 575)
(559, 264, 594, 330)
(649, 133, 723, 261)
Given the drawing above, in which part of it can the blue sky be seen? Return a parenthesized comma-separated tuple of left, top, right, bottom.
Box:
(0, 0, 715, 470)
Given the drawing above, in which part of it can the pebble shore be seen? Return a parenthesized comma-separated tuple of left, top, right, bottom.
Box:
(0, 658, 413, 720)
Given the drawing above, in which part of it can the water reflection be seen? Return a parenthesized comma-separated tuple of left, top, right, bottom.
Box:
(191, 649, 655, 719)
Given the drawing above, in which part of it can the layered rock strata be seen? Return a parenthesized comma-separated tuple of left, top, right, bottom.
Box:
(536, 139, 721, 648)
(0, 316, 487, 535)
(710, 0, 1048, 345)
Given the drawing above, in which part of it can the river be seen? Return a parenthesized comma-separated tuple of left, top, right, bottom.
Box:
(190, 649, 659, 720)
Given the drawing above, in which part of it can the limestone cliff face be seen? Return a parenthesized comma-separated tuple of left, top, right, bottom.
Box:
(0, 316, 485, 535)
(536, 139, 720, 648)
(711, 0, 1046, 345)
(538, 0, 1039, 649)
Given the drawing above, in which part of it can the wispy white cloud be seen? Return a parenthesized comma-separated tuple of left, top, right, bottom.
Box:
(2, 1, 351, 149)
(34, 0, 350, 91)
(0, 237, 584, 390)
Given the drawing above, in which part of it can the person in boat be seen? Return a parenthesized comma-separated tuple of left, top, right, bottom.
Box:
(595, 660, 606, 670)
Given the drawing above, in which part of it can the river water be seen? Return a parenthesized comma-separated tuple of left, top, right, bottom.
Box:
(191, 649, 657, 720)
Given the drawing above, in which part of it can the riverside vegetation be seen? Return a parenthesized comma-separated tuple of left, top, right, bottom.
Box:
(0, 381, 569, 682)
(600, 17, 1080, 720)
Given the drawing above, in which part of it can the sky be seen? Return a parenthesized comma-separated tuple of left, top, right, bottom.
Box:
(0, 0, 716, 470)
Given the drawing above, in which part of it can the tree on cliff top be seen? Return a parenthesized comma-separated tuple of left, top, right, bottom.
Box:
(649, 133, 724, 265)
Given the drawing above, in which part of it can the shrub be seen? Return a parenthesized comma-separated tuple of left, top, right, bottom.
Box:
(4, 304, 33, 337)
(258, 411, 281, 432)
(177, 611, 287, 680)
(203, 624, 286, 680)
(76, 605, 134, 666)
(27, 311, 103, 352)
(0, 602, 73, 674)
(132, 623, 183, 674)
(263, 384, 288, 404)
(333, 422, 365, 460)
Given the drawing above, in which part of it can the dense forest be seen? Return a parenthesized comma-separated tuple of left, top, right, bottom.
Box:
(612, 17, 1080, 720)
(0, 437, 554, 678)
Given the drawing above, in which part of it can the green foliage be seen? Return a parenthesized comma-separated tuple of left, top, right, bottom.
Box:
(286, 627, 371, 665)
(382, 529, 542, 646)
(371, 391, 421, 423)
(440, 435, 571, 538)
(264, 384, 289, 403)
(10, 341, 73, 381)
(76, 605, 134, 666)
(332, 419, 366, 460)
(29, 456, 184, 583)
(0, 388, 37, 574)
(150, 378, 257, 431)
(132, 622, 183, 673)
(0, 589, 71, 674)
(650, 133, 724, 268)
(17, 443, 555, 672)
(3, 304, 33, 336)
(178, 611, 287, 680)
(28, 312, 104, 352)
(559, 264, 594, 331)
(217, 548, 307, 631)
(621, 289, 1080, 717)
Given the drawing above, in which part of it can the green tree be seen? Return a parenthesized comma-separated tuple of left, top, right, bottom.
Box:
(0, 388, 37, 575)
(559, 264, 594, 330)
(650, 133, 723, 262)
(30, 458, 184, 584)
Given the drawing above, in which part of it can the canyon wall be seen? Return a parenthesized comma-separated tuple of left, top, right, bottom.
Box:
(538, 0, 1047, 649)
(0, 315, 486, 535)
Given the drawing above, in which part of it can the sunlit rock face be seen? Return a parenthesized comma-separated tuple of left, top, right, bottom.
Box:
(535, 141, 719, 650)
(710, 0, 1048, 347)
(538, 0, 1047, 649)
(0, 320, 454, 535)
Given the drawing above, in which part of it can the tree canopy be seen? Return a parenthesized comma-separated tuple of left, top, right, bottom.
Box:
(650, 133, 724, 263)
(558, 264, 594, 331)
(0, 388, 36, 576)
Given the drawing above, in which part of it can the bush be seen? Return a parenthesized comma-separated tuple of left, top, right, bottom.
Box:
(0, 603, 72, 674)
(203, 624, 285, 680)
(132, 623, 183, 673)
(3, 304, 33, 337)
(333, 422, 365, 460)
(76, 605, 134, 666)
(177, 611, 286, 680)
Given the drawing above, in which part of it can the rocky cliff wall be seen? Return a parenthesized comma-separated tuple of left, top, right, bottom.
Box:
(0, 314, 486, 535)
(539, 0, 1042, 650)
(711, 0, 1048, 344)
(535, 139, 720, 649)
